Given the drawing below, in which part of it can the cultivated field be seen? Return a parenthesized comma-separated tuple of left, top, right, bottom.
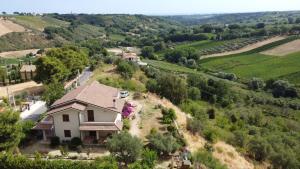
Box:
(0, 18, 25, 37)
(261, 39, 300, 56)
(201, 51, 300, 83)
(202, 36, 285, 59)
(13, 16, 69, 31)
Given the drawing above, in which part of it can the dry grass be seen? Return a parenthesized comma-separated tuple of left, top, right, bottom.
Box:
(0, 18, 25, 37)
(261, 39, 300, 56)
(213, 142, 254, 169)
(0, 81, 43, 97)
(0, 49, 39, 58)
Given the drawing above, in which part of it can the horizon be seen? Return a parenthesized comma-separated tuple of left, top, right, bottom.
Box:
(1, 0, 300, 15)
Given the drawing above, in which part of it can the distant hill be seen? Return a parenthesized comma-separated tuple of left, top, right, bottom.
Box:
(163, 11, 300, 25)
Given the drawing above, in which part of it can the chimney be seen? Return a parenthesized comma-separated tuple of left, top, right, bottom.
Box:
(113, 99, 116, 108)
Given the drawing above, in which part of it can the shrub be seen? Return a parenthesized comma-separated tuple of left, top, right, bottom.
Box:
(248, 78, 265, 90)
(187, 118, 202, 134)
(50, 136, 60, 147)
(69, 137, 82, 150)
(193, 149, 227, 169)
(146, 132, 180, 155)
(107, 132, 143, 164)
(188, 87, 201, 100)
(207, 108, 216, 119)
(123, 118, 131, 130)
(161, 108, 177, 124)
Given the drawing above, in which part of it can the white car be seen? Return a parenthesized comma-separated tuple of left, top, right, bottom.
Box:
(120, 91, 129, 98)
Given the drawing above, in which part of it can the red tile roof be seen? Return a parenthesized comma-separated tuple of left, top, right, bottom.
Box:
(50, 81, 124, 114)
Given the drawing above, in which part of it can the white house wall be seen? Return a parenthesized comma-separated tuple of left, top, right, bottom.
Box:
(81, 105, 118, 122)
(52, 109, 81, 141)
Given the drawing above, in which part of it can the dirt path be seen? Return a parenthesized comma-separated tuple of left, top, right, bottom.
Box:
(201, 36, 286, 59)
(0, 81, 43, 97)
(0, 49, 39, 58)
(261, 39, 300, 56)
(0, 18, 26, 37)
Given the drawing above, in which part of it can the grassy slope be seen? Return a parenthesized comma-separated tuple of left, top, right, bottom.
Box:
(13, 16, 69, 31)
(201, 52, 300, 80)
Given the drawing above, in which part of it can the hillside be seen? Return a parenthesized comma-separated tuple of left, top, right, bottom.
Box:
(0, 17, 26, 37)
(164, 11, 300, 25)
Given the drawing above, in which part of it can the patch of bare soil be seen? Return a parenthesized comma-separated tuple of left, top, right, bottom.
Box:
(0, 49, 39, 58)
(201, 36, 286, 59)
(0, 18, 26, 37)
(261, 39, 300, 56)
(0, 81, 43, 97)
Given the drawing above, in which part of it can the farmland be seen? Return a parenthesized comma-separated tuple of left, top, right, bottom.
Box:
(201, 51, 300, 84)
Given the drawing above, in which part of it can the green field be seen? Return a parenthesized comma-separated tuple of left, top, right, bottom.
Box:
(13, 16, 69, 31)
(201, 51, 300, 83)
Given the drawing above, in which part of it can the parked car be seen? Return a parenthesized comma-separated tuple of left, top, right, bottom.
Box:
(120, 91, 129, 98)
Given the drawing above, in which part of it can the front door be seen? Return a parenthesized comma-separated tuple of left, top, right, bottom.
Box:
(89, 131, 97, 138)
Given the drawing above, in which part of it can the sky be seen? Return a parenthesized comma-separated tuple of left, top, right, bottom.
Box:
(1, 0, 300, 15)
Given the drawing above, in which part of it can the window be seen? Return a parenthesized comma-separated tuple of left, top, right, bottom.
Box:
(64, 130, 71, 138)
(62, 114, 69, 122)
(87, 110, 94, 122)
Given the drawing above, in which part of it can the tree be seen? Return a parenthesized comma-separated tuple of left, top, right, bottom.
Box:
(256, 23, 266, 29)
(107, 132, 143, 164)
(0, 109, 23, 151)
(296, 18, 300, 24)
(188, 87, 201, 100)
(35, 56, 70, 84)
(247, 138, 271, 161)
(141, 46, 155, 59)
(42, 80, 65, 106)
(46, 46, 89, 78)
(146, 132, 180, 155)
(116, 61, 135, 79)
(248, 78, 265, 90)
(156, 74, 188, 104)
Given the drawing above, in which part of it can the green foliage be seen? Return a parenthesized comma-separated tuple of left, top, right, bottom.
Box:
(123, 118, 131, 131)
(247, 138, 272, 161)
(161, 108, 177, 124)
(107, 132, 143, 164)
(0, 153, 118, 169)
(193, 149, 228, 169)
(116, 61, 136, 79)
(34, 54, 70, 84)
(141, 148, 158, 169)
(141, 46, 155, 59)
(187, 118, 203, 134)
(35, 46, 88, 84)
(0, 109, 22, 151)
(248, 78, 265, 90)
(50, 136, 60, 147)
(146, 132, 180, 155)
(42, 80, 65, 106)
(69, 137, 82, 150)
(156, 73, 188, 104)
(188, 87, 201, 100)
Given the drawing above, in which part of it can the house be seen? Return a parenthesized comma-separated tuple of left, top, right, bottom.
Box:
(20, 65, 37, 81)
(122, 52, 140, 62)
(33, 81, 125, 144)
